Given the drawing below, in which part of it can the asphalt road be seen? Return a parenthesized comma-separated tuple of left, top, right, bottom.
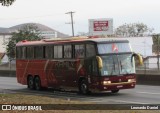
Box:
(0, 77, 160, 104)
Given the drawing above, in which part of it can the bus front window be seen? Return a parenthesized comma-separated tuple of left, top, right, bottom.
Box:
(118, 54, 135, 74)
(100, 54, 135, 76)
(101, 55, 119, 76)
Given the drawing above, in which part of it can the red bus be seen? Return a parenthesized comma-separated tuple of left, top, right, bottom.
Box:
(16, 37, 143, 94)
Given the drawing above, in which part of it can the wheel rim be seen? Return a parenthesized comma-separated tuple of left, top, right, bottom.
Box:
(81, 83, 87, 94)
(28, 77, 33, 89)
(35, 78, 40, 90)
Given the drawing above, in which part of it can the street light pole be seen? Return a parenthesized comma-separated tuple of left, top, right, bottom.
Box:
(65, 11, 75, 37)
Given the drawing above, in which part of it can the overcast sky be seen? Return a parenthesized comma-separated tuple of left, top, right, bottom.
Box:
(0, 0, 160, 36)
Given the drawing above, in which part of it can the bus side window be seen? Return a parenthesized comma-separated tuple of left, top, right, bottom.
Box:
(45, 46, 53, 59)
(75, 44, 85, 58)
(34, 46, 43, 59)
(54, 45, 62, 58)
(86, 44, 96, 57)
(16, 47, 22, 59)
(22, 47, 26, 59)
(43, 46, 46, 59)
(27, 47, 34, 59)
(64, 45, 72, 58)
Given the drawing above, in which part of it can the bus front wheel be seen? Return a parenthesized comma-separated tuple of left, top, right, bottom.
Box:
(34, 76, 41, 90)
(79, 79, 89, 95)
(111, 90, 119, 93)
(27, 76, 34, 90)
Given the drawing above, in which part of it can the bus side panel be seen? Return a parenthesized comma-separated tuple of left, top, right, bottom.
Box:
(45, 60, 77, 88)
(44, 60, 59, 88)
(16, 60, 28, 85)
(28, 60, 48, 87)
(16, 59, 58, 88)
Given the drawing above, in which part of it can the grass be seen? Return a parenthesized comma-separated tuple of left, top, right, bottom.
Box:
(0, 93, 159, 113)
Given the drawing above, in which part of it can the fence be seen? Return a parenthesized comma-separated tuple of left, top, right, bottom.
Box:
(136, 62, 160, 70)
(0, 63, 15, 71)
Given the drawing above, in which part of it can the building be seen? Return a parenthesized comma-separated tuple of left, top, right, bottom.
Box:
(144, 56, 160, 69)
(0, 27, 11, 52)
(0, 23, 69, 53)
(0, 53, 8, 64)
(120, 37, 153, 57)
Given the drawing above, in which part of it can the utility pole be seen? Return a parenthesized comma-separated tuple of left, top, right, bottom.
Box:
(157, 34, 160, 70)
(154, 34, 160, 70)
(65, 11, 75, 37)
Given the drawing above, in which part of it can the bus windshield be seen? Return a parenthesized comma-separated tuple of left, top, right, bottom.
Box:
(100, 54, 135, 76)
(97, 43, 131, 54)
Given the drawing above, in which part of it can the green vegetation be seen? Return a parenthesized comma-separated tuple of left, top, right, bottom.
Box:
(0, 0, 15, 6)
(6, 24, 42, 59)
(115, 23, 153, 37)
(152, 34, 160, 54)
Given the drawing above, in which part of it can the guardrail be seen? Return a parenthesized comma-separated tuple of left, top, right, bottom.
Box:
(0, 70, 16, 77)
(136, 69, 160, 85)
(0, 66, 160, 85)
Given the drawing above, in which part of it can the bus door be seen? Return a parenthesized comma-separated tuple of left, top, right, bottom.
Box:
(54, 61, 67, 87)
(85, 57, 99, 89)
(62, 61, 77, 88)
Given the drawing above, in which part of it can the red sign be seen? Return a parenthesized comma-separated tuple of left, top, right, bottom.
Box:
(93, 21, 108, 31)
(112, 43, 118, 52)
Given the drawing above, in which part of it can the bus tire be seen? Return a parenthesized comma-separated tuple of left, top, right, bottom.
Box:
(79, 79, 89, 95)
(34, 76, 41, 90)
(111, 90, 119, 93)
(27, 76, 34, 90)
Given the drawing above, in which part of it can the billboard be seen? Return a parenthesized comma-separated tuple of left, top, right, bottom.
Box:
(89, 18, 113, 36)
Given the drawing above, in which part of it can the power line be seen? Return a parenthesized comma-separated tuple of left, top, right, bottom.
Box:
(65, 11, 75, 37)
(0, 13, 64, 20)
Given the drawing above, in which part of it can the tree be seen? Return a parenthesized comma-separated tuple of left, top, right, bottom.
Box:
(152, 34, 160, 54)
(6, 24, 42, 59)
(115, 23, 154, 37)
(77, 32, 89, 36)
(0, 0, 15, 6)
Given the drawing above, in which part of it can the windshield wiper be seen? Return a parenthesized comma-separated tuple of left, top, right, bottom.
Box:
(120, 60, 122, 71)
(110, 61, 115, 75)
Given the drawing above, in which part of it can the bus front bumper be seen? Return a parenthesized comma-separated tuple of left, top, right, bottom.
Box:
(90, 82, 136, 93)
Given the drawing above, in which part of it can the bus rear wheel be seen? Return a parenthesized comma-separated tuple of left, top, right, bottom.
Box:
(111, 90, 119, 93)
(34, 76, 41, 90)
(27, 76, 34, 90)
(79, 79, 89, 95)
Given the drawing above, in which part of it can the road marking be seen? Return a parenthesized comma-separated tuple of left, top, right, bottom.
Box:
(89, 99, 150, 104)
(110, 99, 150, 104)
(137, 92, 160, 95)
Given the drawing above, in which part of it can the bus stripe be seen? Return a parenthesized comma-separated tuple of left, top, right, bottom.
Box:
(22, 60, 29, 81)
(44, 60, 49, 72)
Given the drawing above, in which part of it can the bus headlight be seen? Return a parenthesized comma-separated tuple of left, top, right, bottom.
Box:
(128, 79, 136, 82)
(103, 81, 111, 85)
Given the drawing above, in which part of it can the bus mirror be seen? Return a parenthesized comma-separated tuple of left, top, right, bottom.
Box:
(132, 53, 143, 66)
(96, 56, 103, 69)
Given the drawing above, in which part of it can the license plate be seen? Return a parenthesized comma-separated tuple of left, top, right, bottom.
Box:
(117, 85, 123, 88)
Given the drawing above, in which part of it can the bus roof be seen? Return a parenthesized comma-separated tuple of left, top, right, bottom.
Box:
(16, 37, 129, 46)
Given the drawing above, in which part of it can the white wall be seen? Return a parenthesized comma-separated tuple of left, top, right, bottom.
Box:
(120, 37, 153, 57)
(0, 35, 11, 52)
(144, 57, 160, 69)
(1, 54, 9, 64)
